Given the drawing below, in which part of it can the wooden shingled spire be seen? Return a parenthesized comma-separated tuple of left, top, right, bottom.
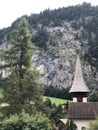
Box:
(69, 55, 90, 93)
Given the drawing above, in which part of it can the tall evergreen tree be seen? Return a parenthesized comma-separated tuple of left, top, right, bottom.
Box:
(1, 18, 43, 115)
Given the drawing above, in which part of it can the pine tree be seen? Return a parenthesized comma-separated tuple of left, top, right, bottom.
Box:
(1, 17, 43, 115)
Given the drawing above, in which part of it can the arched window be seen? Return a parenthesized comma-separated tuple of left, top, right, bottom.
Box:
(81, 126, 86, 130)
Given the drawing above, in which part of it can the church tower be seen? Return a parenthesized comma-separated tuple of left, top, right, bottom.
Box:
(69, 55, 90, 102)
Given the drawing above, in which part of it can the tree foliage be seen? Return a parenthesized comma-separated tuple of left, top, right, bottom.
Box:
(49, 104, 67, 123)
(44, 86, 72, 100)
(67, 120, 77, 130)
(88, 92, 98, 102)
(1, 17, 43, 115)
(88, 118, 98, 130)
(0, 112, 52, 130)
(32, 28, 48, 50)
(1, 3, 98, 70)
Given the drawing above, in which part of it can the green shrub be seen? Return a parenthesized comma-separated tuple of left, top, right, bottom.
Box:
(0, 112, 52, 130)
(88, 92, 98, 102)
(89, 118, 98, 130)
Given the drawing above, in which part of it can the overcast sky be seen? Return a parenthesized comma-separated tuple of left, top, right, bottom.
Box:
(0, 0, 98, 29)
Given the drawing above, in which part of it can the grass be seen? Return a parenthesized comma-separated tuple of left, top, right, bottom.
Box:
(43, 96, 70, 106)
(0, 88, 70, 107)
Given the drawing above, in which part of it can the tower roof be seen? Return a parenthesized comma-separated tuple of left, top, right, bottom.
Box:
(69, 55, 90, 93)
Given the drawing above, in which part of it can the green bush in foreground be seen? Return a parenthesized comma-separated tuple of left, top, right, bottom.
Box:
(0, 112, 52, 130)
(88, 118, 98, 130)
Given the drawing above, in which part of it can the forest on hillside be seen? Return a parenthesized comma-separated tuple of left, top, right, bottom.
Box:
(0, 2, 98, 91)
(0, 3, 98, 69)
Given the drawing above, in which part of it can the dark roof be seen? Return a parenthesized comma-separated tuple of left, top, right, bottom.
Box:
(68, 102, 98, 119)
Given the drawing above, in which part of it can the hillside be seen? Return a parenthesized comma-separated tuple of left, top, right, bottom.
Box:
(0, 2, 98, 91)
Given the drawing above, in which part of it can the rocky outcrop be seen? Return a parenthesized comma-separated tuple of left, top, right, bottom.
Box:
(0, 9, 98, 91)
(32, 20, 98, 91)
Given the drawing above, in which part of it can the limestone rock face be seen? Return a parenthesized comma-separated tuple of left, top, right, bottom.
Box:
(0, 18, 98, 91)
(31, 20, 98, 91)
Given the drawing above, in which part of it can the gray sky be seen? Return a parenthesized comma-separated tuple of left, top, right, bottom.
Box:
(0, 0, 98, 29)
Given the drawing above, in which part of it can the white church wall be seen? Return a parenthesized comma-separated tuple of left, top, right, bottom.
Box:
(83, 97, 87, 102)
(73, 119, 90, 130)
(73, 97, 87, 102)
(73, 97, 77, 102)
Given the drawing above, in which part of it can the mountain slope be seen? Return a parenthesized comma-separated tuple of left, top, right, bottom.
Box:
(0, 3, 98, 91)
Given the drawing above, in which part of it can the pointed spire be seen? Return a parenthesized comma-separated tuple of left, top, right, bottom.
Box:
(69, 55, 90, 93)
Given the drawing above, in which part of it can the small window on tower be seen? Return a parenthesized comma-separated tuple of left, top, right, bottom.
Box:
(77, 97, 83, 102)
